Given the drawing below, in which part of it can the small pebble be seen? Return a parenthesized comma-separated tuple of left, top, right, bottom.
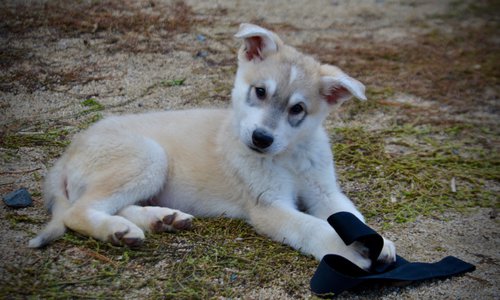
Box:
(3, 188, 33, 208)
(196, 50, 209, 58)
(196, 34, 206, 42)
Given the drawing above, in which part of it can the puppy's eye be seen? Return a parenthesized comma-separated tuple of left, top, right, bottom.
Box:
(289, 103, 305, 115)
(255, 87, 266, 100)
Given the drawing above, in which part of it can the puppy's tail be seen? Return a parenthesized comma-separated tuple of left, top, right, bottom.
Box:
(29, 165, 70, 248)
(28, 199, 69, 248)
(28, 215, 66, 248)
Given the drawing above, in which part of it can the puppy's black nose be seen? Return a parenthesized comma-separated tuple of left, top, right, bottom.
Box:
(252, 129, 274, 149)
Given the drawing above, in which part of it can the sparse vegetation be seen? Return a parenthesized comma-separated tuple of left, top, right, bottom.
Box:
(162, 78, 186, 87)
(332, 125, 499, 225)
(0, 0, 498, 298)
(0, 0, 202, 93)
(81, 98, 105, 114)
(1, 129, 70, 149)
(2, 218, 316, 298)
(0, 0, 196, 42)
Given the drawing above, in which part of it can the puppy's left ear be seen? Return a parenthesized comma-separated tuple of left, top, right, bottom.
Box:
(235, 23, 283, 61)
(320, 64, 367, 105)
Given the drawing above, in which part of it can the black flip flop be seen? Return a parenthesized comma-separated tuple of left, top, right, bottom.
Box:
(310, 212, 475, 297)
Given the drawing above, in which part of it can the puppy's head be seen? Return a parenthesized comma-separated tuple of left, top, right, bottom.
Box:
(232, 23, 366, 155)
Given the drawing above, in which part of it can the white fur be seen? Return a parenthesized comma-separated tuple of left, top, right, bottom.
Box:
(289, 65, 299, 84)
(29, 24, 395, 269)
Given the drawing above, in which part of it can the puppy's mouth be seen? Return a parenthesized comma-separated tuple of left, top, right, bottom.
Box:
(249, 146, 264, 153)
(248, 145, 265, 154)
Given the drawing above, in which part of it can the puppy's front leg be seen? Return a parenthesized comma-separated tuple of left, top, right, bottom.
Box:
(247, 201, 371, 269)
(300, 160, 364, 221)
(301, 168, 396, 265)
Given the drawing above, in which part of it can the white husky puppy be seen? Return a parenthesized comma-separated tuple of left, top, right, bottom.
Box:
(29, 24, 395, 269)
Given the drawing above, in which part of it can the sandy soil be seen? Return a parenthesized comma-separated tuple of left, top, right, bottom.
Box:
(1, 0, 498, 299)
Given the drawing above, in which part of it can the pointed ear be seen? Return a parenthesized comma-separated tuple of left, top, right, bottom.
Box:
(234, 23, 283, 61)
(320, 64, 367, 105)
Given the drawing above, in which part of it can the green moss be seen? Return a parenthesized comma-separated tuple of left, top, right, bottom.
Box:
(6, 212, 44, 225)
(1, 129, 70, 149)
(0, 149, 22, 162)
(31, 190, 42, 198)
(161, 78, 186, 87)
(332, 125, 499, 225)
(80, 97, 104, 115)
(142, 78, 187, 98)
(79, 112, 104, 129)
(366, 86, 395, 100)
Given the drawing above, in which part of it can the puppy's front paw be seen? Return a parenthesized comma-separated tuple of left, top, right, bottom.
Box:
(345, 241, 372, 270)
(377, 237, 396, 264)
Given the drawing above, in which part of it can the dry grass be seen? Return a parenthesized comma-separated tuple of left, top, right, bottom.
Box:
(1, 0, 195, 38)
(297, 0, 500, 224)
(2, 215, 317, 299)
(0, 62, 107, 93)
(0, 0, 499, 299)
(302, 25, 499, 112)
(300, 1, 499, 115)
(0, 0, 204, 93)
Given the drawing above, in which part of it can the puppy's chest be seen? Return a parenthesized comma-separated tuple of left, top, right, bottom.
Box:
(252, 149, 324, 186)
(281, 147, 326, 175)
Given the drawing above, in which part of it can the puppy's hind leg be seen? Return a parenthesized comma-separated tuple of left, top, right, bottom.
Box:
(64, 200, 146, 247)
(31, 129, 169, 247)
(118, 205, 194, 233)
(61, 134, 169, 246)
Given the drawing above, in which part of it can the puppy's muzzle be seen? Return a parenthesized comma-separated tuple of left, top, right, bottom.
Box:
(251, 128, 274, 151)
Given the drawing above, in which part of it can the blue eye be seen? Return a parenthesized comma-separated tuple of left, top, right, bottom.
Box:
(255, 87, 266, 100)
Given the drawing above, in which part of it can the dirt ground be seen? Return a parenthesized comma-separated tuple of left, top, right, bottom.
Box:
(1, 0, 498, 299)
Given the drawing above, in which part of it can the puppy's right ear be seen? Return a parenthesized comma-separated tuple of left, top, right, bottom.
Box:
(235, 23, 283, 61)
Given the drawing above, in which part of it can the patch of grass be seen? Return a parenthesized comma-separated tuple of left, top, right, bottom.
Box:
(0, 0, 204, 93)
(156, 218, 313, 298)
(78, 113, 104, 130)
(444, 0, 500, 21)
(338, 86, 396, 119)
(6, 212, 45, 226)
(0, 148, 22, 163)
(4, 218, 317, 298)
(141, 78, 187, 98)
(302, 2, 499, 221)
(0, 0, 200, 54)
(162, 78, 186, 87)
(75, 98, 105, 129)
(81, 97, 105, 114)
(1, 128, 70, 149)
(0, 46, 28, 69)
(81, 98, 104, 109)
(1, 0, 193, 35)
(366, 86, 396, 101)
(0, 63, 106, 93)
(301, 16, 499, 113)
(332, 125, 499, 225)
